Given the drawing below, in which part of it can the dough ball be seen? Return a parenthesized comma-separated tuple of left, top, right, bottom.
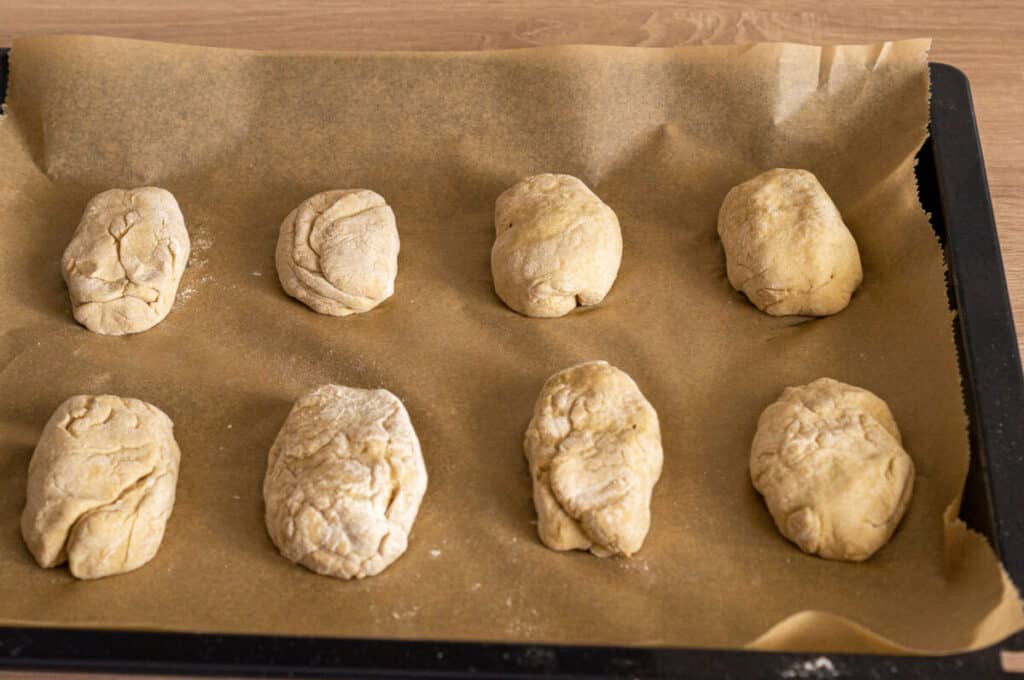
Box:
(524, 361, 662, 557)
(491, 174, 622, 317)
(717, 168, 862, 316)
(750, 377, 915, 561)
(276, 190, 400, 316)
(263, 384, 427, 579)
(62, 187, 190, 335)
(21, 395, 181, 579)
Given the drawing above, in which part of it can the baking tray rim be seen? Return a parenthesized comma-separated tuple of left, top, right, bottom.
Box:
(0, 53, 1022, 678)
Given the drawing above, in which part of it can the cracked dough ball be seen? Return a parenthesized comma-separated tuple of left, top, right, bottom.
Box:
(276, 190, 400, 316)
(750, 377, 915, 561)
(524, 361, 662, 557)
(263, 384, 427, 579)
(21, 395, 181, 580)
(717, 168, 862, 316)
(492, 174, 622, 317)
(62, 187, 190, 335)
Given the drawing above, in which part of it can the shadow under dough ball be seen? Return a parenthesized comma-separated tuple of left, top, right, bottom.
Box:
(263, 384, 428, 579)
(491, 174, 622, 318)
(750, 377, 915, 561)
(61, 187, 190, 335)
(21, 395, 181, 579)
(524, 360, 663, 557)
(717, 168, 862, 316)
(276, 189, 399, 316)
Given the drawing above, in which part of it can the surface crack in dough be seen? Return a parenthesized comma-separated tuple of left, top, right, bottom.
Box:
(524, 361, 662, 557)
(61, 187, 190, 335)
(66, 466, 164, 573)
(717, 168, 862, 317)
(20, 395, 181, 579)
(750, 377, 915, 561)
(276, 189, 400, 317)
(491, 174, 622, 318)
(263, 384, 427, 579)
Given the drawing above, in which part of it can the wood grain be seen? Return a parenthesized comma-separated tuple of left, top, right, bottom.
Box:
(0, 1, 1022, 676)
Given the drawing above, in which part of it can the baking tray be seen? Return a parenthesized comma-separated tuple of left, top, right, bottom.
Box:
(0, 50, 1022, 678)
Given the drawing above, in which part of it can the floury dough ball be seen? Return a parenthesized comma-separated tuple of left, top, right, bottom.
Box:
(276, 190, 400, 316)
(717, 168, 862, 316)
(21, 395, 181, 579)
(263, 384, 428, 579)
(524, 361, 663, 557)
(750, 377, 915, 562)
(491, 174, 622, 317)
(61, 187, 190, 335)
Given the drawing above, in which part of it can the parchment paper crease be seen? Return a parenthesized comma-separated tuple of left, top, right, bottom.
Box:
(0, 35, 1021, 654)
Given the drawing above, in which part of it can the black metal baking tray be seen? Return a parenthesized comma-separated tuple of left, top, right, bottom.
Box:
(1, 50, 1022, 678)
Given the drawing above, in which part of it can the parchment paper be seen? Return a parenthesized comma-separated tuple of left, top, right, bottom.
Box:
(1, 35, 1021, 654)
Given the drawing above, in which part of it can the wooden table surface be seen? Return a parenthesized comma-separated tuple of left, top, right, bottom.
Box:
(0, 1, 1022, 678)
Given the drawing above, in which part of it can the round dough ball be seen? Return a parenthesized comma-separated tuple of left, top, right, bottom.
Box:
(524, 361, 662, 557)
(491, 174, 622, 317)
(263, 384, 427, 579)
(21, 395, 181, 579)
(62, 187, 190, 335)
(717, 168, 862, 316)
(276, 189, 399, 316)
(750, 377, 915, 561)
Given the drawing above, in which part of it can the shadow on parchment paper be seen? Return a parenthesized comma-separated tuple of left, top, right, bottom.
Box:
(8, 41, 263, 191)
(598, 122, 757, 217)
(415, 210, 504, 316)
(0, 445, 31, 562)
(6, 188, 86, 326)
(592, 121, 755, 310)
(467, 371, 539, 544)
(153, 390, 296, 579)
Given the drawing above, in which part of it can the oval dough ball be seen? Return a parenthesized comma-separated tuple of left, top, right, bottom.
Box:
(21, 395, 181, 580)
(750, 377, 915, 561)
(263, 384, 427, 579)
(524, 361, 662, 557)
(62, 187, 190, 335)
(491, 174, 622, 318)
(717, 168, 862, 316)
(276, 190, 400, 316)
